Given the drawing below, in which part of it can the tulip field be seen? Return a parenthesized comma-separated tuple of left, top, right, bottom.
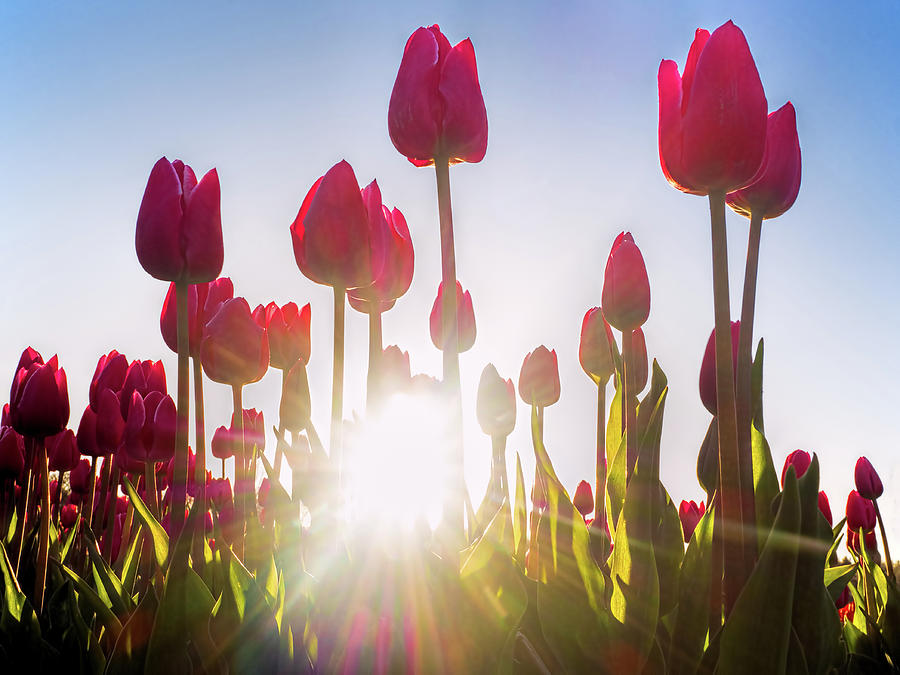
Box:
(2, 14, 900, 675)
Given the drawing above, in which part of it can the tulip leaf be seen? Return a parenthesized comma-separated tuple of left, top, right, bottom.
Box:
(655, 485, 684, 618)
(57, 561, 124, 642)
(605, 435, 627, 537)
(513, 452, 528, 568)
(59, 512, 81, 565)
(668, 505, 715, 675)
(606, 373, 624, 467)
(827, 518, 846, 563)
(879, 574, 900, 664)
(825, 564, 858, 603)
(751, 338, 765, 433)
(83, 526, 134, 617)
(751, 422, 779, 551)
(122, 477, 169, 569)
(0, 540, 27, 622)
(716, 470, 802, 675)
(106, 585, 158, 675)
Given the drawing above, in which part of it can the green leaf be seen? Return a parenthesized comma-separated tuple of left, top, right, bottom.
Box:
(57, 562, 123, 643)
(0, 539, 26, 622)
(825, 564, 858, 603)
(716, 470, 802, 675)
(879, 573, 900, 664)
(751, 338, 765, 433)
(826, 517, 846, 563)
(605, 435, 627, 538)
(668, 505, 715, 675)
(751, 422, 779, 552)
(513, 452, 527, 569)
(606, 372, 624, 467)
(106, 585, 158, 675)
(83, 526, 135, 617)
(655, 486, 684, 618)
(122, 477, 169, 569)
(59, 512, 81, 565)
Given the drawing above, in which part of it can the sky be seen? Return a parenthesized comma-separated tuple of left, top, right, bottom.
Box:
(1, 1, 899, 542)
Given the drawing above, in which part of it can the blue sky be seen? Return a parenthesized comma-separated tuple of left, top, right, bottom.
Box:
(1, 1, 899, 538)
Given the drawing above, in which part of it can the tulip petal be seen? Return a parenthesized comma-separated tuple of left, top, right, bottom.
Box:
(136, 157, 185, 281)
(182, 167, 224, 283)
(439, 38, 488, 164)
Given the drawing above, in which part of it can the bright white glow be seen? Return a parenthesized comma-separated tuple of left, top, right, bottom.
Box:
(342, 391, 449, 535)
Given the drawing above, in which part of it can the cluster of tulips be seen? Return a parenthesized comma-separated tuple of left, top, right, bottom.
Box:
(0, 18, 898, 675)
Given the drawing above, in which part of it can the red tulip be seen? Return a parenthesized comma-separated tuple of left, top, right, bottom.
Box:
(121, 391, 177, 464)
(48, 429, 79, 472)
(69, 459, 92, 495)
(573, 480, 594, 519)
(89, 350, 128, 412)
(207, 477, 233, 511)
(476, 364, 516, 438)
(679, 499, 706, 543)
(726, 102, 801, 219)
(119, 359, 167, 416)
(380, 345, 412, 396)
(211, 425, 234, 460)
(780, 449, 811, 487)
(60, 503, 78, 529)
(211, 409, 265, 459)
(200, 298, 270, 386)
(846, 491, 876, 532)
(0, 426, 25, 479)
(601, 233, 650, 332)
(429, 281, 476, 352)
(818, 491, 833, 527)
(658, 21, 768, 195)
(135, 157, 223, 283)
(388, 25, 488, 166)
(252, 302, 311, 370)
(290, 162, 389, 290)
(579, 308, 616, 385)
(76, 406, 101, 457)
(9, 350, 69, 438)
(347, 202, 414, 310)
(95, 388, 125, 453)
(699, 321, 740, 415)
(160, 277, 235, 356)
(280, 361, 311, 433)
(854, 456, 883, 500)
(518, 346, 560, 408)
(847, 528, 878, 557)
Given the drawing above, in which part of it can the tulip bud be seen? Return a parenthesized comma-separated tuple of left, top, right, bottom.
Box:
(253, 301, 311, 370)
(579, 308, 616, 385)
(379, 345, 412, 397)
(237, 408, 265, 453)
(854, 456, 883, 500)
(601, 233, 650, 332)
(727, 102, 801, 220)
(280, 361, 311, 433)
(211, 425, 235, 460)
(161, 279, 236, 357)
(388, 25, 488, 166)
(818, 491, 833, 527)
(846, 491, 876, 532)
(679, 499, 705, 543)
(89, 350, 128, 412)
(135, 157, 223, 283)
(476, 364, 516, 438)
(0, 426, 25, 479)
(347, 203, 414, 309)
(430, 281, 476, 353)
(48, 429, 79, 473)
(573, 481, 594, 519)
(60, 503, 78, 529)
(121, 391, 177, 464)
(698, 321, 740, 415)
(200, 297, 270, 386)
(781, 450, 811, 487)
(518, 346, 560, 408)
(95, 388, 125, 453)
(9, 350, 69, 438)
(69, 459, 92, 495)
(658, 21, 768, 195)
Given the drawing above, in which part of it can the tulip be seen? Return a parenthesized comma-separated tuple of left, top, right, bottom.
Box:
(347, 204, 414, 309)
(430, 281, 476, 353)
(818, 491, 833, 528)
(679, 499, 706, 543)
(573, 481, 594, 520)
(280, 361, 311, 434)
(253, 302, 311, 370)
(848, 528, 878, 558)
(854, 457, 883, 500)
(121, 391, 177, 465)
(699, 321, 740, 416)
(47, 429, 79, 473)
(119, 359, 167, 416)
(727, 103, 801, 221)
(135, 157, 223, 283)
(69, 459, 93, 496)
(89, 350, 128, 412)
(601, 233, 650, 333)
(96, 388, 125, 453)
(657, 21, 767, 196)
(379, 346, 412, 398)
(207, 477, 233, 512)
(200, 298, 269, 386)
(518, 347, 560, 409)
(0, 426, 24, 479)
(579, 308, 616, 385)
(388, 24, 488, 167)
(476, 364, 516, 438)
(846, 491, 876, 532)
(780, 450, 811, 487)
(160, 277, 235, 357)
(9, 350, 69, 439)
(211, 425, 235, 461)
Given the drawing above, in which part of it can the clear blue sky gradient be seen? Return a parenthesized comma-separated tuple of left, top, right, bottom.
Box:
(1, 1, 899, 538)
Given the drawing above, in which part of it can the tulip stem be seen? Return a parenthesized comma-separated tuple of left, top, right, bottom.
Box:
(435, 154, 464, 545)
(736, 210, 764, 571)
(192, 357, 207, 529)
(103, 466, 120, 562)
(708, 191, 746, 616)
(621, 329, 637, 480)
(491, 434, 508, 507)
(94, 455, 112, 532)
(34, 439, 49, 614)
(13, 441, 35, 575)
(366, 309, 383, 411)
(594, 382, 607, 525)
(172, 279, 191, 547)
(274, 369, 289, 477)
(232, 384, 246, 561)
(144, 461, 159, 519)
(874, 500, 895, 582)
(331, 286, 346, 488)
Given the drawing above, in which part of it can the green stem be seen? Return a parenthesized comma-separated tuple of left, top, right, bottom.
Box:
(708, 191, 746, 616)
(874, 500, 895, 581)
(172, 279, 191, 543)
(232, 384, 245, 561)
(274, 368, 289, 477)
(102, 466, 120, 562)
(736, 210, 763, 570)
(366, 309, 383, 411)
(144, 461, 159, 519)
(34, 439, 49, 614)
(331, 286, 345, 488)
(621, 329, 637, 480)
(490, 435, 508, 507)
(435, 154, 464, 545)
(594, 381, 607, 525)
(192, 357, 207, 521)
(13, 441, 35, 575)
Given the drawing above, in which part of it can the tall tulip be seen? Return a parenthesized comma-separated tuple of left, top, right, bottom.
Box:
(659, 22, 769, 608)
(430, 281, 476, 353)
(477, 364, 516, 510)
(854, 457, 893, 580)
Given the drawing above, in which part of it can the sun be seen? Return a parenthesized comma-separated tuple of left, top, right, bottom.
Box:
(341, 389, 450, 535)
